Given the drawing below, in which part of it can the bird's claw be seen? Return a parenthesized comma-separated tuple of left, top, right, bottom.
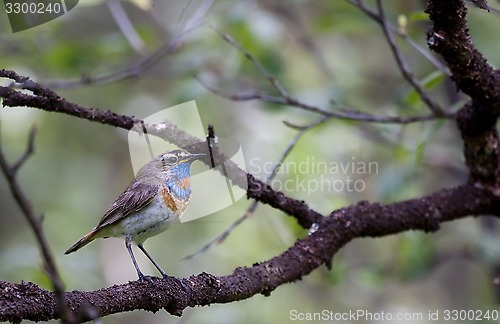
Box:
(138, 274, 155, 284)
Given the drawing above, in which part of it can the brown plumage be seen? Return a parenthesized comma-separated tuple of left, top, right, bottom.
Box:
(64, 149, 204, 282)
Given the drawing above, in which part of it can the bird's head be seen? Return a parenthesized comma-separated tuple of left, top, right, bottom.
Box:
(137, 149, 205, 183)
(158, 149, 205, 179)
(160, 150, 205, 171)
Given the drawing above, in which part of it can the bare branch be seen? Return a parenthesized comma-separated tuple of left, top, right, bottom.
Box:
(11, 125, 37, 174)
(198, 29, 454, 124)
(0, 183, 499, 322)
(206, 124, 216, 168)
(283, 116, 330, 131)
(183, 208, 248, 260)
(427, 0, 500, 186)
(197, 76, 455, 124)
(43, 41, 178, 89)
(346, 0, 450, 75)
(107, 0, 146, 54)
(427, 0, 500, 112)
(376, 0, 444, 116)
(211, 27, 290, 98)
(0, 126, 73, 323)
(185, 116, 328, 259)
(1, 1, 499, 320)
(41, 0, 214, 90)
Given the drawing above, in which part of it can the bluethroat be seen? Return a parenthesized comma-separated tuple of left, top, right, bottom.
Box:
(65, 149, 204, 282)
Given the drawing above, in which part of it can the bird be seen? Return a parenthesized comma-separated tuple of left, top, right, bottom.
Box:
(65, 149, 205, 282)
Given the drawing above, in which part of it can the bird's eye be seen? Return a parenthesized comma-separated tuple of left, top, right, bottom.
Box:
(165, 155, 178, 164)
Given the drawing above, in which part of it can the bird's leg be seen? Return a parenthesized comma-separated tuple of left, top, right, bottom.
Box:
(138, 243, 191, 292)
(137, 243, 168, 277)
(125, 237, 152, 283)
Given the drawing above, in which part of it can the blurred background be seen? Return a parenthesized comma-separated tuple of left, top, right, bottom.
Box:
(1, 0, 499, 323)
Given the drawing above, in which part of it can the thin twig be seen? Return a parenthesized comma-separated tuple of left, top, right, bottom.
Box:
(183, 207, 250, 260)
(376, 0, 444, 115)
(140, 120, 154, 159)
(282, 116, 330, 131)
(199, 30, 453, 123)
(107, 0, 146, 54)
(210, 26, 290, 98)
(184, 116, 328, 259)
(174, 0, 195, 34)
(184, 0, 214, 33)
(346, 0, 450, 76)
(11, 125, 37, 173)
(42, 0, 214, 90)
(206, 124, 216, 168)
(197, 76, 455, 124)
(42, 39, 179, 89)
(0, 126, 72, 323)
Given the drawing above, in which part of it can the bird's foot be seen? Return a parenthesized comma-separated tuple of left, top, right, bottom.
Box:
(138, 273, 155, 284)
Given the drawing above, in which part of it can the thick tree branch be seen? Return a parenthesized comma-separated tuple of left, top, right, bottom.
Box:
(426, 1, 500, 186)
(456, 102, 500, 187)
(0, 183, 498, 322)
(185, 117, 328, 259)
(426, 0, 500, 111)
(1, 2, 500, 320)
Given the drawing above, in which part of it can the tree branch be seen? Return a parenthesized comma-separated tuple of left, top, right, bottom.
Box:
(1, 2, 500, 320)
(346, 0, 450, 75)
(456, 102, 500, 186)
(185, 116, 328, 259)
(197, 76, 455, 124)
(41, 0, 214, 90)
(376, 0, 444, 115)
(0, 127, 72, 323)
(426, 0, 500, 111)
(0, 183, 498, 322)
(196, 29, 455, 124)
(426, 0, 500, 186)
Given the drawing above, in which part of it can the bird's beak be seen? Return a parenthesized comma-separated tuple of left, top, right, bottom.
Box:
(186, 153, 206, 162)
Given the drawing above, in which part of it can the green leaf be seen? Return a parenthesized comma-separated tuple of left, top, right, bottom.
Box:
(404, 70, 445, 107)
(409, 11, 430, 23)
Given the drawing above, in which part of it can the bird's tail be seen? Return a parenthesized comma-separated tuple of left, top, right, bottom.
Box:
(65, 229, 97, 254)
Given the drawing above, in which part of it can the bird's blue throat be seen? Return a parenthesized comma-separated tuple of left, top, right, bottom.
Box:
(166, 162, 193, 199)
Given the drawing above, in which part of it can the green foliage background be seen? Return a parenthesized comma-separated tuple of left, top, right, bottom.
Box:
(1, 1, 499, 323)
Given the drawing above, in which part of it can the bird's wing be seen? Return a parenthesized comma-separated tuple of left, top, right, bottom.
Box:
(95, 180, 160, 229)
